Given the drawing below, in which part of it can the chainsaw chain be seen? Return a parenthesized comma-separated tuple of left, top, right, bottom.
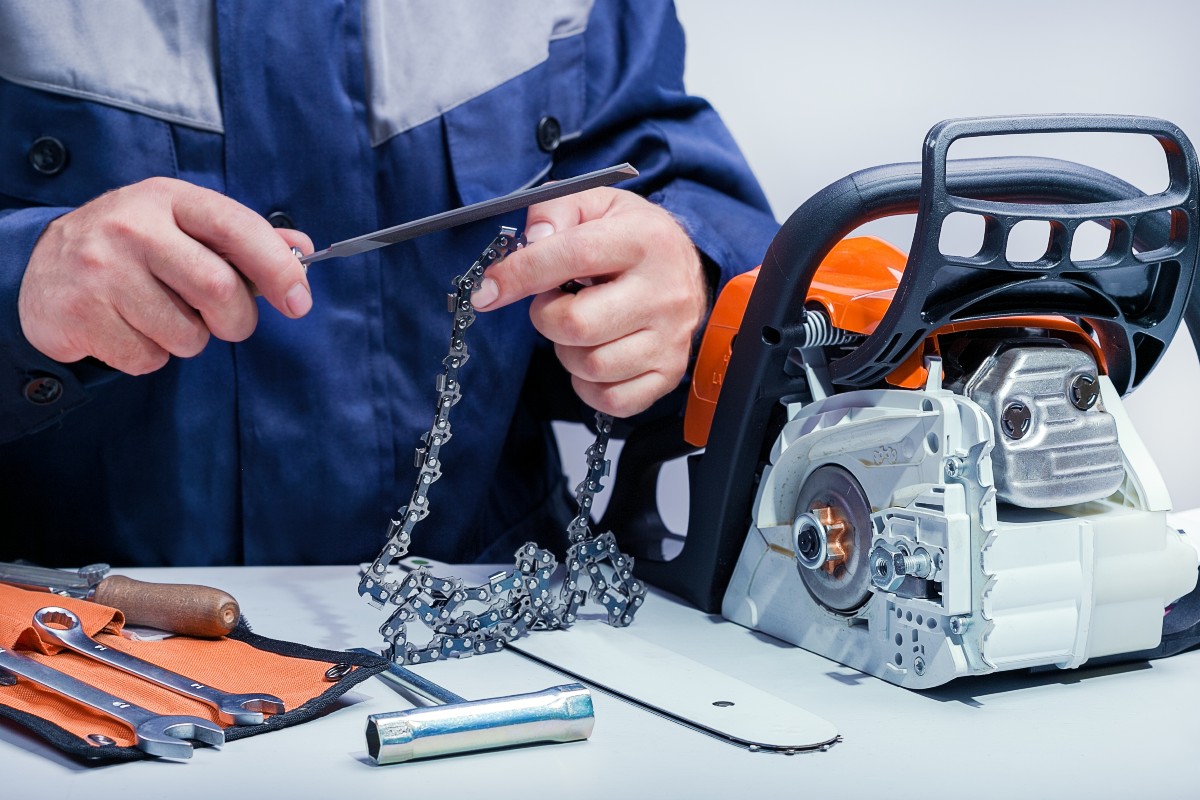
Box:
(358, 226, 645, 664)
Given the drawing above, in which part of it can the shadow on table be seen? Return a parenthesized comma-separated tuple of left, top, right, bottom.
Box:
(921, 660, 1153, 707)
(690, 609, 1160, 706)
(0, 718, 122, 771)
(822, 659, 1153, 707)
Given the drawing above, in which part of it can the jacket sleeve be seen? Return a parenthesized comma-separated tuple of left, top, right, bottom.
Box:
(0, 207, 117, 442)
(553, 0, 780, 292)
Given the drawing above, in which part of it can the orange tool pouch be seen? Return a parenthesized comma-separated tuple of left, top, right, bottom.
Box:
(0, 583, 388, 763)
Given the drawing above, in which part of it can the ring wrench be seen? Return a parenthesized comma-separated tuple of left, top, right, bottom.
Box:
(33, 606, 285, 726)
(0, 645, 223, 759)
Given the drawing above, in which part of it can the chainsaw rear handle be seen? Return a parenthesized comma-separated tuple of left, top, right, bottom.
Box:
(607, 115, 1200, 613)
(833, 115, 1198, 391)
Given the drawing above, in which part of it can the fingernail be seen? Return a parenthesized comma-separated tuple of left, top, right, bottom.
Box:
(472, 276, 499, 309)
(526, 221, 555, 243)
(285, 282, 312, 317)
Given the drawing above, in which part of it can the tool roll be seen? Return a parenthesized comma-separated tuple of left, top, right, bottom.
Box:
(0, 583, 387, 763)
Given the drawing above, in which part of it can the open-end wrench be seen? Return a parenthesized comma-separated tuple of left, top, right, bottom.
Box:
(33, 606, 284, 726)
(0, 645, 223, 758)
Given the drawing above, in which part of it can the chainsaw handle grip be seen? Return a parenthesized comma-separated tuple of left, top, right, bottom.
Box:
(826, 116, 1199, 392)
(925, 115, 1195, 216)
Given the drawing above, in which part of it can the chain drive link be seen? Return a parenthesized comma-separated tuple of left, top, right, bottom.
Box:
(358, 226, 646, 664)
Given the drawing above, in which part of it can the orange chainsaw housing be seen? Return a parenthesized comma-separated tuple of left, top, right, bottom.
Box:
(684, 237, 1104, 448)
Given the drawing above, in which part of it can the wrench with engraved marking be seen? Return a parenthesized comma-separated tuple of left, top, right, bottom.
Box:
(0, 645, 223, 759)
(33, 606, 284, 726)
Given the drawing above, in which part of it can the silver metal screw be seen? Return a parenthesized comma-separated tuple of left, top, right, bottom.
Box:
(899, 550, 934, 579)
(944, 456, 965, 479)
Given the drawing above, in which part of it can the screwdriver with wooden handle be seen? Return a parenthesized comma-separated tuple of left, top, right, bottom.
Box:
(0, 562, 239, 638)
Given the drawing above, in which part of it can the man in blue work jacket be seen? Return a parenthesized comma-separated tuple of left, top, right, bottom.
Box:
(0, 1, 778, 568)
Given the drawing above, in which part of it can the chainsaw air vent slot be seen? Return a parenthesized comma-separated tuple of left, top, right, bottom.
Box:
(1006, 219, 1058, 266)
(939, 212, 987, 257)
(1071, 219, 1124, 263)
(882, 330, 925, 363)
(1134, 208, 1187, 260)
(1139, 259, 1181, 323)
(1132, 331, 1167, 386)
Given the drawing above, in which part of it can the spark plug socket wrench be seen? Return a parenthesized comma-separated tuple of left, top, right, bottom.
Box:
(366, 683, 594, 764)
(354, 649, 594, 764)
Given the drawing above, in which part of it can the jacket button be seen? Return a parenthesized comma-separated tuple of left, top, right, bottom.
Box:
(23, 376, 63, 405)
(536, 116, 561, 153)
(267, 211, 295, 229)
(28, 136, 69, 176)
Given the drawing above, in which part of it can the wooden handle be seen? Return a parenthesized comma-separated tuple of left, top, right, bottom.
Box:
(91, 575, 240, 638)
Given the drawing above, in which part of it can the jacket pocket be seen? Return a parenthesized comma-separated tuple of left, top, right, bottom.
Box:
(0, 79, 178, 210)
(442, 33, 586, 206)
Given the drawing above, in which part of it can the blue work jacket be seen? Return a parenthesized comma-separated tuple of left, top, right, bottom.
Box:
(0, 0, 777, 567)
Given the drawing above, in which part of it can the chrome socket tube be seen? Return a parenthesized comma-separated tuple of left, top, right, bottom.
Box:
(366, 683, 594, 764)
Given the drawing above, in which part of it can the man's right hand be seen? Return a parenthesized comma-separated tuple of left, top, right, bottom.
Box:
(18, 177, 313, 375)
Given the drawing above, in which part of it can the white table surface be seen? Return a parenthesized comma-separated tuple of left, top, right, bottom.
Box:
(2, 561, 1198, 799)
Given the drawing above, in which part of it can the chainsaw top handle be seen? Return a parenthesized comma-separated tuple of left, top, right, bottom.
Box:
(824, 114, 1199, 392)
(610, 114, 1200, 614)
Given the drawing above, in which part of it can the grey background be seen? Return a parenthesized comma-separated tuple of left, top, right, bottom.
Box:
(559, 0, 1200, 525)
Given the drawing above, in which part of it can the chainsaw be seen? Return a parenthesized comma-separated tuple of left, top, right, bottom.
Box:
(603, 114, 1200, 689)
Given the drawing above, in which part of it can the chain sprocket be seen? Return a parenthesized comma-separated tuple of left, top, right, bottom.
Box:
(358, 226, 646, 664)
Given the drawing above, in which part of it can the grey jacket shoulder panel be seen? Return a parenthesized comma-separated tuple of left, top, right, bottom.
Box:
(362, 0, 594, 146)
(0, 0, 222, 133)
(0, 0, 594, 143)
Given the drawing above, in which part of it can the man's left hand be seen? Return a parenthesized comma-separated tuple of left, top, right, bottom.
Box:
(472, 187, 707, 418)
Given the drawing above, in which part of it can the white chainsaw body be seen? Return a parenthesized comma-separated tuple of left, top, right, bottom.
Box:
(722, 352, 1200, 689)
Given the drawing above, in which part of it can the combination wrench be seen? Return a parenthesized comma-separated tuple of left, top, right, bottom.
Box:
(33, 606, 285, 726)
(0, 645, 224, 759)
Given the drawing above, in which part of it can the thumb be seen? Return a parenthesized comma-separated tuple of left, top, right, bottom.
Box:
(524, 187, 620, 242)
(472, 188, 619, 310)
(522, 198, 574, 245)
